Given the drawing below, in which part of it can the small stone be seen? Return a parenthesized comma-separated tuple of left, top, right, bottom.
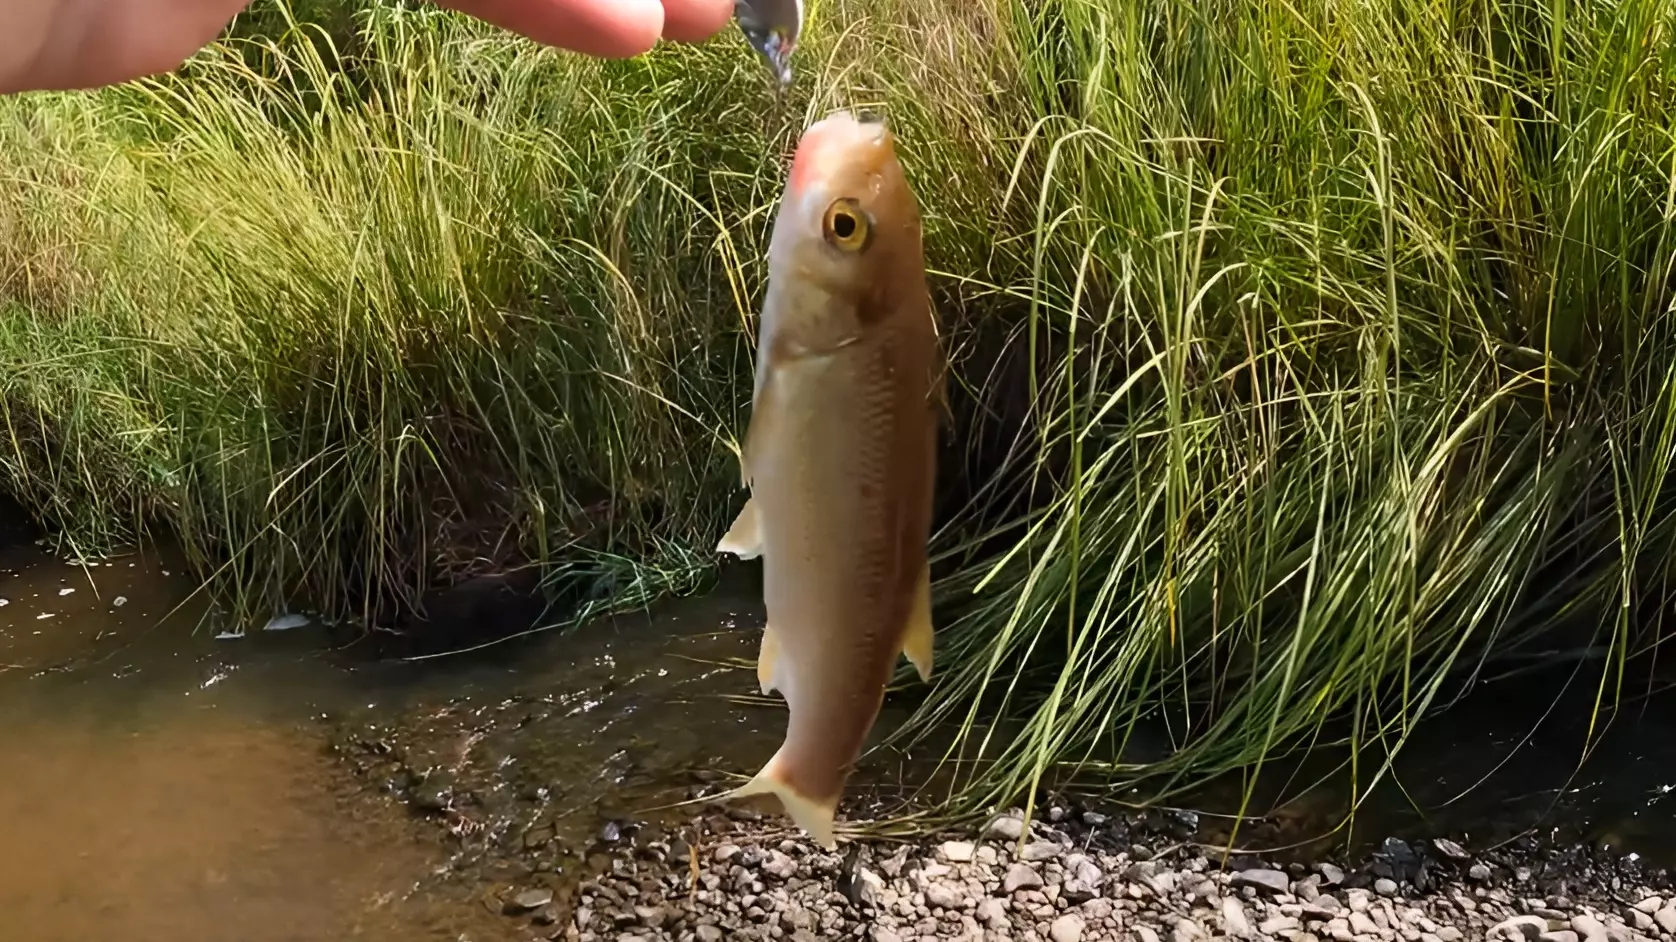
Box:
(1318, 864, 1346, 886)
(633, 905, 668, 928)
(1230, 868, 1292, 895)
(1489, 915, 1549, 941)
(1635, 898, 1665, 915)
(1135, 927, 1162, 942)
(1021, 842, 1062, 862)
(1050, 914, 1085, 942)
(940, 841, 977, 863)
(1263, 916, 1302, 934)
(714, 843, 741, 863)
(1374, 878, 1398, 898)
(925, 883, 963, 911)
(1222, 898, 1254, 938)
(977, 898, 1009, 929)
(1655, 907, 1676, 934)
(1435, 929, 1463, 942)
(1349, 913, 1379, 936)
(1325, 918, 1354, 942)
(1294, 875, 1323, 902)
(506, 889, 554, 914)
(1538, 932, 1579, 942)
(1569, 914, 1607, 942)
(1432, 838, 1469, 859)
(1006, 864, 1045, 894)
(761, 850, 797, 880)
(1469, 864, 1492, 882)
(869, 928, 903, 942)
(1174, 918, 1206, 942)
(1629, 911, 1655, 933)
(696, 926, 724, 942)
(985, 813, 1027, 842)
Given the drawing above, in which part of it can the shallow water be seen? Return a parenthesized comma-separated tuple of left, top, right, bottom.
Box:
(0, 534, 797, 942)
(1, 529, 1673, 942)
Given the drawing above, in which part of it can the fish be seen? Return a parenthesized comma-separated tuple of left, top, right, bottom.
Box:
(733, 0, 803, 86)
(714, 109, 946, 849)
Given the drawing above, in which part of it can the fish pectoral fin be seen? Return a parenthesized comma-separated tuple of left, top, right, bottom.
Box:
(716, 497, 763, 559)
(727, 751, 840, 850)
(756, 624, 783, 695)
(900, 561, 935, 683)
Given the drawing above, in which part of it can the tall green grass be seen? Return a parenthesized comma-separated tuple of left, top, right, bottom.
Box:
(1, 0, 1674, 821)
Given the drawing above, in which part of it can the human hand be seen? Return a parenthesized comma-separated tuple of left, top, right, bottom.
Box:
(0, 0, 735, 94)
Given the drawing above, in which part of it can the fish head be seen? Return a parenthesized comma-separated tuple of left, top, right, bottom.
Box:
(766, 109, 925, 340)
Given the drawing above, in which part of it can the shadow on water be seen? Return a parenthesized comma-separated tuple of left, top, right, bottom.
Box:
(2, 499, 1674, 941)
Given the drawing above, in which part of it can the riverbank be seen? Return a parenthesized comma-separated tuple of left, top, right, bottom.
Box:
(554, 805, 1672, 942)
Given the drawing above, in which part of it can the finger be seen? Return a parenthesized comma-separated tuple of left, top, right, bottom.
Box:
(659, 0, 734, 43)
(435, 0, 665, 58)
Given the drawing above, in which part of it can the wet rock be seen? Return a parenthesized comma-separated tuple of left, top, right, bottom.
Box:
(1432, 839, 1469, 860)
(1231, 868, 1292, 895)
(506, 888, 555, 914)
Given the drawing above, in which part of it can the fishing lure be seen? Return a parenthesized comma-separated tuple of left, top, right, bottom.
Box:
(734, 0, 803, 87)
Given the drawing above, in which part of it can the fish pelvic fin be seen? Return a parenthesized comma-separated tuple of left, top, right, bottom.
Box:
(756, 624, 783, 695)
(900, 560, 935, 683)
(716, 497, 763, 559)
(727, 752, 839, 850)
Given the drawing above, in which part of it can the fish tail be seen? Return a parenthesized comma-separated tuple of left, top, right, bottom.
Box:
(726, 749, 839, 850)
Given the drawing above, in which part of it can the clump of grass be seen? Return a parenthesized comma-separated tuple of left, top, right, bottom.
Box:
(892, 0, 1676, 830)
(2, 0, 1674, 827)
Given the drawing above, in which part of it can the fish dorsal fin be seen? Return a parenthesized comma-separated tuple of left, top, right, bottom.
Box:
(900, 561, 935, 682)
(716, 497, 763, 559)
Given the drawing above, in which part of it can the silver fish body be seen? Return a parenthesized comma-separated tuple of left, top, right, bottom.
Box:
(716, 110, 945, 849)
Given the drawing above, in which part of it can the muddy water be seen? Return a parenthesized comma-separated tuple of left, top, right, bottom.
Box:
(0, 532, 799, 942)
(2, 526, 1674, 942)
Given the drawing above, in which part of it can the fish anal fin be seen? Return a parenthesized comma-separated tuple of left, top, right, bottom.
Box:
(757, 624, 783, 695)
(900, 561, 935, 683)
(716, 497, 763, 559)
(727, 750, 840, 850)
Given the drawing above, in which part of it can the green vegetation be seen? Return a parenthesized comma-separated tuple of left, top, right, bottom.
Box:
(2, 0, 1674, 826)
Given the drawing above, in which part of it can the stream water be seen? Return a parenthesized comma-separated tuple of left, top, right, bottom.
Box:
(0, 521, 1672, 942)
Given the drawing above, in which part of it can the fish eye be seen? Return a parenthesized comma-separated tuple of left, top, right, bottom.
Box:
(822, 198, 872, 253)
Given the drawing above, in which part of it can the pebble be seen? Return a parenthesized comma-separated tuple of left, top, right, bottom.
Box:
(1231, 868, 1292, 895)
(556, 819, 1671, 942)
(1050, 913, 1085, 942)
(939, 841, 976, 863)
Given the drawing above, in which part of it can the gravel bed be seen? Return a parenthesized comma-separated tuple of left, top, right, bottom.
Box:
(505, 806, 1674, 942)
